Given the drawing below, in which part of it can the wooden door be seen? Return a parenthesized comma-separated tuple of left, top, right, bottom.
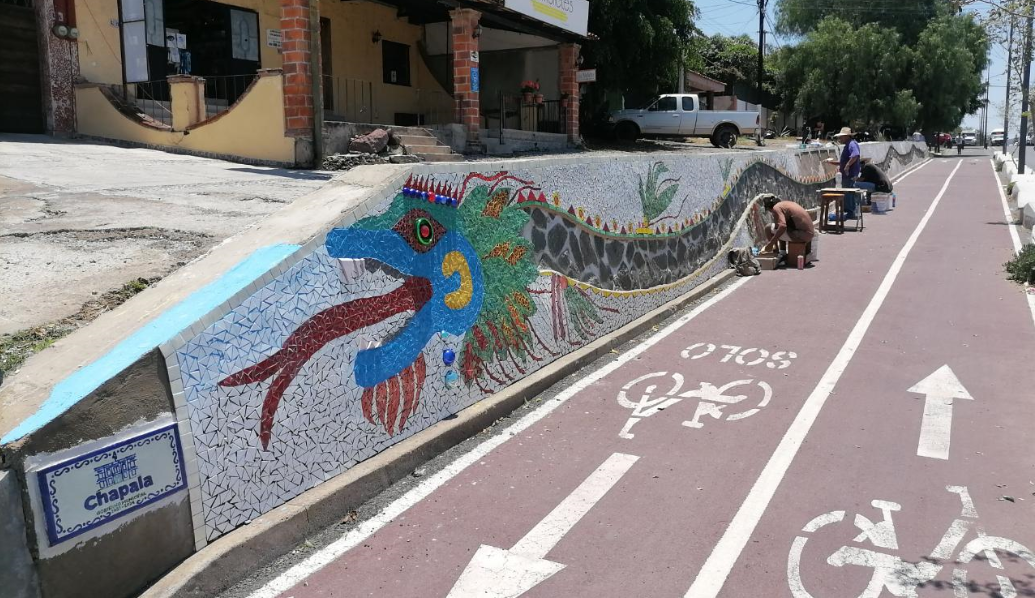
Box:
(0, 0, 44, 133)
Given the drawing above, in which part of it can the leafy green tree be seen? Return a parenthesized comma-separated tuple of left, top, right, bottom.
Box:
(911, 15, 989, 131)
(686, 34, 779, 104)
(775, 0, 950, 45)
(775, 19, 913, 128)
(581, 0, 698, 110)
(774, 13, 984, 133)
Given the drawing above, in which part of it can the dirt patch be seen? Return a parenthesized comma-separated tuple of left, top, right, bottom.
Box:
(2, 226, 211, 245)
(0, 227, 211, 335)
(0, 277, 159, 384)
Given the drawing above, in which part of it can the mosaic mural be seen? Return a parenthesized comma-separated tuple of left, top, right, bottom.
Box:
(167, 142, 926, 542)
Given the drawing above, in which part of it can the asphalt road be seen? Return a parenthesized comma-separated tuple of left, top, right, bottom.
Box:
(220, 150, 1035, 598)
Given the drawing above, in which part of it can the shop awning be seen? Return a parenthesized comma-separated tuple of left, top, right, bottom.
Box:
(345, 0, 593, 43)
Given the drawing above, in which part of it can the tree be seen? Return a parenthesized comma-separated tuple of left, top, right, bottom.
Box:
(687, 34, 779, 104)
(776, 0, 951, 45)
(582, 0, 698, 107)
(911, 15, 990, 131)
(775, 18, 917, 130)
(773, 11, 986, 133)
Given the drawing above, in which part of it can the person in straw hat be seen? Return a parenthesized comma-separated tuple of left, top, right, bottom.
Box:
(824, 126, 862, 219)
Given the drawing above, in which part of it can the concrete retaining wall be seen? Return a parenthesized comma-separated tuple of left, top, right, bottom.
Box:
(0, 142, 925, 597)
(0, 470, 40, 598)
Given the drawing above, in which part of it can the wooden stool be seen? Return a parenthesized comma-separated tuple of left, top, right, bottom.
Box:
(819, 193, 845, 234)
(785, 240, 812, 266)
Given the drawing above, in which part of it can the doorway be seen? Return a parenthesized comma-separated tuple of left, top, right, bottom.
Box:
(0, 0, 44, 133)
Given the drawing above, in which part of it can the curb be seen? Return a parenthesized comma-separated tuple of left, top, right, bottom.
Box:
(140, 268, 738, 598)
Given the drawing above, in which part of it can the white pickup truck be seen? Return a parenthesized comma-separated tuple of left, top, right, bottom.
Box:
(609, 93, 761, 147)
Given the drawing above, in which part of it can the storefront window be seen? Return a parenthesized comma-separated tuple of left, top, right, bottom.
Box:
(230, 9, 258, 61)
(382, 41, 411, 86)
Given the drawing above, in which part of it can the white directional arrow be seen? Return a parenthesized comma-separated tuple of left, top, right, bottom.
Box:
(447, 452, 639, 598)
(908, 365, 973, 460)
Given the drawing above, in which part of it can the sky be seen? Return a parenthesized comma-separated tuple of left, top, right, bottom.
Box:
(692, 0, 1008, 134)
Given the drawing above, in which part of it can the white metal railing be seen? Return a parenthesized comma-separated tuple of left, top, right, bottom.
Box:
(323, 76, 454, 125)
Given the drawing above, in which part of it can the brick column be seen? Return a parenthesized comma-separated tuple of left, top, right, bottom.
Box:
(559, 43, 581, 144)
(450, 8, 481, 153)
(35, 0, 79, 135)
(281, 0, 313, 139)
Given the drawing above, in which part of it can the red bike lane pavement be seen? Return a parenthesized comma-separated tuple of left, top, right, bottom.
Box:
(715, 156, 1035, 598)
(261, 157, 1026, 598)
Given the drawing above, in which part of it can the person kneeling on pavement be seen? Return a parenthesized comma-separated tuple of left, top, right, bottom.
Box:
(760, 193, 815, 255)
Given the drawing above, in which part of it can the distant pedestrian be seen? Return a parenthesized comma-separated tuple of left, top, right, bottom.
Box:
(957, 136, 964, 155)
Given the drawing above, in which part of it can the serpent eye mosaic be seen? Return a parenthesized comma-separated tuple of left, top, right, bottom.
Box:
(392, 209, 445, 253)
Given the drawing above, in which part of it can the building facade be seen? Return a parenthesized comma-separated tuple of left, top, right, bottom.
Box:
(1, 0, 589, 166)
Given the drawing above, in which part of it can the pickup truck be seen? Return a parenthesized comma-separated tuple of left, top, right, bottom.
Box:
(609, 93, 761, 147)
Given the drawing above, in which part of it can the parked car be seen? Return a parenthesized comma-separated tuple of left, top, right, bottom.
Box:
(990, 129, 1005, 145)
(935, 132, 953, 146)
(609, 94, 761, 147)
(961, 131, 978, 146)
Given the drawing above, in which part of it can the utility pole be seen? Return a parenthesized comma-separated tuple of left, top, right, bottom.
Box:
(1005, 17, 1015, 156)
(984, 67, 990, 149)
(1020, 8, 1033, 173)
(756, 0, 767, 145)
(757, 0, 766, 106)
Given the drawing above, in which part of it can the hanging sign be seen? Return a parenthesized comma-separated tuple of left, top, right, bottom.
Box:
(34, 423, 187, 546)
(266, 29, 282, 49)
(576, 68, 597, 83)
(504, 0, 589, 36)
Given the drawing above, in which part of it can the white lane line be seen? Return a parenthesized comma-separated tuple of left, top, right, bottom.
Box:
(990, 158, 1035, 330)
(684, 159, 964, 598)
(893, 157, 931, 184)
(511, 452, 640, 559)
(247, 277, 752, 598)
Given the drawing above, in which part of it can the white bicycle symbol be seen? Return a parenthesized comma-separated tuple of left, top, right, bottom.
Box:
(616, 372, 772, 439)
(788, 485, 1035, 597)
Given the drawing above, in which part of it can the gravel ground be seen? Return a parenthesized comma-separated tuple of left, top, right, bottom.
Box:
(214, 277, 740, 598)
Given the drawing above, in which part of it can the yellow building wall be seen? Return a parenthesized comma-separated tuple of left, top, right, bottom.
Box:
(72, 0, 454, 147)
(76, 0, 122, 84)
(74, 0, 284, 86)
(75, 75, 296, 164)
(318, 0, 452, 124)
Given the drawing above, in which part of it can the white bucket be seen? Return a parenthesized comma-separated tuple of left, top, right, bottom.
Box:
(872, 193, 891, 214)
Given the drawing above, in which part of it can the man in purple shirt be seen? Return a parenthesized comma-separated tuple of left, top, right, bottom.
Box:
(825, 127, 862, 218)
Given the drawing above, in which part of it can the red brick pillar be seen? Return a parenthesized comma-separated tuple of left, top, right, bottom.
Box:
(450, 8, 481, 153)
(281, 0, 313, 139)
(559, 43, 581, 144)
(35, 0, 79, 135)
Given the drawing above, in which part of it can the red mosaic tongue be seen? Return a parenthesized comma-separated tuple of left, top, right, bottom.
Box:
(218, 275, 433, 449)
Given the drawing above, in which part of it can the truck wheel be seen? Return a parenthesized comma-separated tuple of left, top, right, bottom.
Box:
(616, 121, 639, 142)
(714, 125, 738, 148)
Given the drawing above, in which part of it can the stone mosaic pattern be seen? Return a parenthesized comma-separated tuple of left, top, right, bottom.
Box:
(166, 143, 926, 542)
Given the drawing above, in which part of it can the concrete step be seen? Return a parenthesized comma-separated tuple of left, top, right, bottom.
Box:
(398, 134, 437, 146)
(391, 126, 436, 137)
(417, 153, 464, 162)
(409, 144, 452, 155)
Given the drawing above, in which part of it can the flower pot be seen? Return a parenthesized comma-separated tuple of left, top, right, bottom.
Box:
(522, 91, 533, 103)
(534, 93, 544, 104)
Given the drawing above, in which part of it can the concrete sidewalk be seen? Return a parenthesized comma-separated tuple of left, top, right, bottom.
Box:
(0, 134, 333, 341)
